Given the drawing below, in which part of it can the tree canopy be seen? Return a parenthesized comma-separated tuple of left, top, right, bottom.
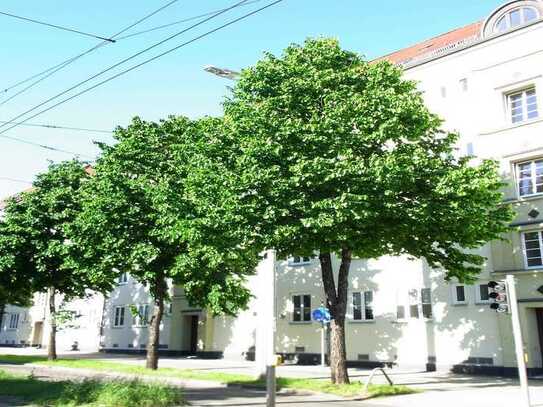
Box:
(218, 38, 514, 383)
(0, 160, 105, 359)
(72, 116, 259, 368)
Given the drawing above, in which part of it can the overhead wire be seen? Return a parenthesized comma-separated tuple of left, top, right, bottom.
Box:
(0, 176, 33, 185)
(0, 0, 284, 155)
(0, 0, 181, 105)
(0, 10, 115, 42)
(0, 0, 252, 130)
(0, 120, 112, 134)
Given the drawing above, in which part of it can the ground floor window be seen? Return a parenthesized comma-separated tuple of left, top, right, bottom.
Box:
(397, 288, 432, 320)
(9, 314, 19, 329)
(292, 294, 311, 322)
(353, 291, 374, 321)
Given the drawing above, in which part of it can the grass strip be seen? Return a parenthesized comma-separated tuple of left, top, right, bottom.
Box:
(0, 368, 184, 406)
(0, 354, 416, 398)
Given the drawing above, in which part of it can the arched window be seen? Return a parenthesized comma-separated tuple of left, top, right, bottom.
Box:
(494, 6, 539, 33)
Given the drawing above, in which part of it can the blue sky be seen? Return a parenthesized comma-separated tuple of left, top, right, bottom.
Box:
(0, 0, 505, 198)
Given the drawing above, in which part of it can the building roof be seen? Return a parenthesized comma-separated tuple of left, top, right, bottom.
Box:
(376, 21, 483, 66)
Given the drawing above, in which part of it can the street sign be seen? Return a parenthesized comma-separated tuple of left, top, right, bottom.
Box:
(312, 307, 331, 323)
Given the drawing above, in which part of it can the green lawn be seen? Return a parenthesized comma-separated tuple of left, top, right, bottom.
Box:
(0, 369, 184, 407)
(0, 354, 416, 399)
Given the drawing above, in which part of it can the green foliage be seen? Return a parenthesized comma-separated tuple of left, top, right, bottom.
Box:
(0, 160, 111, 299)
(71, 116, 259, 315)
(0, 369, 184, 406)
(222, 37, 514, 283)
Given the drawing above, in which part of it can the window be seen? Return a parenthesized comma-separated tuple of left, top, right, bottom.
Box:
(523, 231, 543, 268)
(408, 289, 420, 319)
(475, 284, 491, 304)
(421, 288, 432, 319)
(494, 7, 539, 33)
(292, 294, 311, 322)
(508, 88, 538, 124)
(452, 285, 468, 305)
(9, 314, 19, 329)
(289, 256, 311, 266)
(133, 304, 150, 327)
(517, 160, 543, 197)
(353, 291, 374, 321)
(117, 272, 128, 285)
(113, 306, 125, 327)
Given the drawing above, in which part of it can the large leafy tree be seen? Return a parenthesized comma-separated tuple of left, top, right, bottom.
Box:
(0, 160, 108, 360)
(72, 116, 258, 369)
(221, 38, 514, 384)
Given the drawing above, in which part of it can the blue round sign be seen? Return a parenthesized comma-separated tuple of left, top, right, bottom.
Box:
(312, 307, 331, 323)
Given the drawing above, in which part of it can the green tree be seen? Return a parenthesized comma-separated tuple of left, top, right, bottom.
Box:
(221, 38, 514, 384)
(0, 160, 108, 360)
(72, 116, 258, 369)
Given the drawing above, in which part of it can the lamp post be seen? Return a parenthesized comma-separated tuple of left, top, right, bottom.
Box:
(204, 66, 277, 407)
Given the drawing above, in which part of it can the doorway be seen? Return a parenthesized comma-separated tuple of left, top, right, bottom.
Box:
(32, 322, 43, 347)
(190, 315, 198, 354)
(535, 308, 543, 367)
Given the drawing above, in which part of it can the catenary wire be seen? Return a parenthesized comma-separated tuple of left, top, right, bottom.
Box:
(0, 0, 284, 138)
(0, 0, 181, 105)
(115, 0, 262, 40)
(0, 134, 94, 158)
(0, 0, 251, 129)
(0, 10, 115, 42)
(0, 120, 112, 134)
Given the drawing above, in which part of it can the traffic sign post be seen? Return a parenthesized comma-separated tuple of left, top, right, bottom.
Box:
(312, 307, 331, 367)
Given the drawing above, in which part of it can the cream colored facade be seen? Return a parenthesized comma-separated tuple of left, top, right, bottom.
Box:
(0, 291, 104, 352)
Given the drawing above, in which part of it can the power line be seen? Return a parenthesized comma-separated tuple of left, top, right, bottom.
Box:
(0, 0, 251, 131)
(0, 10, 115, 42)
(0, 120, 112, 134)
(0, 176, 32, 185)
(0, 0, 181, 105)
(0, 0, 284, 139)
(0, 134, 94, 159)
(115, 0, 262, 40)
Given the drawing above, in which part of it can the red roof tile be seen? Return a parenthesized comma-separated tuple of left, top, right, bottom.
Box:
(376, 21, 483, 66)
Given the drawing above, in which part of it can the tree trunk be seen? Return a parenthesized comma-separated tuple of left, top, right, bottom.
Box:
(319, 248, 352, 384)
(47, 287, 57, 361)
(146, 278, 166, 370)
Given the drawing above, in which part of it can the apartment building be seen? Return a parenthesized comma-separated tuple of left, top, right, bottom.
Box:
(3, 0, 543, 377)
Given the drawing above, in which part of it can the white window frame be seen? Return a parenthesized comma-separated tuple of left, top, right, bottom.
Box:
(507, 87, 538, 124)
(291, 294, 311, 323)
(396, 288, 432, 321)
(421, 288, 433, 320)
(475, 283, 492, 304)
(133, 304, 150, 327)
(117, 272, 129, 285)
(8, 313, 19, 330)
(451, 284, 468, 305)
(288, 256, 312, 266)
(351, 291, 374, 322)
(494, 6, 540, 33)
(516, 159, 543, 198)
(113, 306, 126, 327)
(522, 230, 543, 269)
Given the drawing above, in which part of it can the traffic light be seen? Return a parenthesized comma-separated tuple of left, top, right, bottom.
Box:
(488, 280, 509, 313)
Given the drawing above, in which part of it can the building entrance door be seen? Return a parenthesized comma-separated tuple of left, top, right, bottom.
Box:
(189, 315, 198, 354)
(535, 309, 543, 367)
(32, 322, 43, 347)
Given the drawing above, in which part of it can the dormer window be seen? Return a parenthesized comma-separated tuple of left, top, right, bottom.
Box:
(494, 6, 539, 33)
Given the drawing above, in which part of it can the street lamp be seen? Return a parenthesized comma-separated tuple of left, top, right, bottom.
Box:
(203, 65, 240, 80)
(205, 66, 277, 407)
